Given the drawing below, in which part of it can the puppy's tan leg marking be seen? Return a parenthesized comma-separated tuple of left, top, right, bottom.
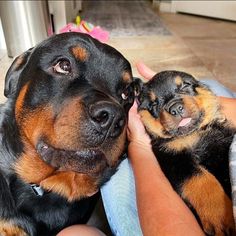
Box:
(182, 167, 235, 236)
(0, 220, 28, 236)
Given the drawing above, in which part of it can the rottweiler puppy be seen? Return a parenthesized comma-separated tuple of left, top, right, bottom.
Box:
(137, 71, 236, 235)
(0, 32, 135, 235)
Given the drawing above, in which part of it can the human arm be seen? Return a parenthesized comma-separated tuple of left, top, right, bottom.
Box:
(219, 97, 236, 127)
(127, 102, 204, 236)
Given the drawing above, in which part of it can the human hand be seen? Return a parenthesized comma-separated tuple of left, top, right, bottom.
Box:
(127, 100, 151, 149)
(136, 61, 156, 80)
(127, 61, 156, 150)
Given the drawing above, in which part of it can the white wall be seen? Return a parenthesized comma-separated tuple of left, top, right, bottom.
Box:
(171, 1, 236, 21)
(0, 19, 6, 50)
(48, 0, 82, 33)
(157, 0, 236, 21)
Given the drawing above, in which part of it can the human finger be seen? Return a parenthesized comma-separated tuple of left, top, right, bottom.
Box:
(128, 101, 149, 141)
(136, 61, 156, 80)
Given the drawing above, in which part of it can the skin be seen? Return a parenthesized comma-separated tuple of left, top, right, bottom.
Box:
(57, 225, 106, 236)
(219, 96, 236, 127)
(58, 62, 236, 236)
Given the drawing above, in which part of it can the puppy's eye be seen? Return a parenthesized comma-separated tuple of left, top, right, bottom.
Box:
(122, 86, 132, 100)
(149, 101, 158, 110)
(121, 90, 129, 100)
(181, 81, 191, 89)
(53, 60, 71, 74)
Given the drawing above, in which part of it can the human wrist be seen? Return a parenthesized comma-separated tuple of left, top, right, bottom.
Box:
(128, 140, 158, 164)
(128, 140, 152, 152)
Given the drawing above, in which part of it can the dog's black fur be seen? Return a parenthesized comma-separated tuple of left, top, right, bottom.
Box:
(0, 33, 135, 236)
(137, 71, 236, 235)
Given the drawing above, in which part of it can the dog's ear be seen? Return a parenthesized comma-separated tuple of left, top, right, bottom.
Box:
(4, 48, 33, 98)
(133, 77, 143, 97)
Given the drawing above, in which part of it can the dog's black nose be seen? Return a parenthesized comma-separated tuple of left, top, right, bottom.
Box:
(168, 102, 184, 117)
(89, 101, 126, 138)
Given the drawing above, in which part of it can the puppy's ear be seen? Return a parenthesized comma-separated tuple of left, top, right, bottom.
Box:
(4, 48, 33, 98)
(133, 77, 143, 97)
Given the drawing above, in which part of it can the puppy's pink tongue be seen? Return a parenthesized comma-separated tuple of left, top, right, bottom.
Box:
(178, 117, 192, 127)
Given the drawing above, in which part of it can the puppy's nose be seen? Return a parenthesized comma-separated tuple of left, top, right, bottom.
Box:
(168, 102, 184, 117)
(89, 101, 126, 138)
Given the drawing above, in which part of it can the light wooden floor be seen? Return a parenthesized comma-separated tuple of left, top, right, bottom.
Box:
(160, 12, 236, 92)
(108, 12, 236, 92)
(1, 11, 236, 105)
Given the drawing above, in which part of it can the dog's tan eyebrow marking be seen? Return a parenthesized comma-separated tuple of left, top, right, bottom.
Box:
(122, 71, 132, 83)
(175, 76, 183, 86)
(149, 91, 157, 102)
(71, 46, 88, 61)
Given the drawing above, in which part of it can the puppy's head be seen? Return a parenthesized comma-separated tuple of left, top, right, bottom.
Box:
(5, 33, 136, 200)
(138, 71, 222, 141)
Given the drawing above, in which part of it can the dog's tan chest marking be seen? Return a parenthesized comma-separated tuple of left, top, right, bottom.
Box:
(40, 171, 98, 201)
(15, 149, 99, 201)
(164, 132, 200, 152)
(14, 148, 55, 184)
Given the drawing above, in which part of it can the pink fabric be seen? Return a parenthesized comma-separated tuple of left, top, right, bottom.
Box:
(59, 22, 109, 43)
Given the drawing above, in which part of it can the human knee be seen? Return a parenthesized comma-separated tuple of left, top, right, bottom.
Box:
(57, 225, 106, 236)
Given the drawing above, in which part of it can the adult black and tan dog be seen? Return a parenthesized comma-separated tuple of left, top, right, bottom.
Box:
(0, 32, 135, 235)
(137, 71, 236, 235)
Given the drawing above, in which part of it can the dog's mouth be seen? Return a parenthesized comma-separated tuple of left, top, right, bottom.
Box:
(178, 117, 192, 127)
(177, 116, 199, 135)
(36, 141, 108, 177)
(164, 112, 203, 137)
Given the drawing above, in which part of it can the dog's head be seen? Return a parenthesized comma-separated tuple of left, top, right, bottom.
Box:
(5, 33, 135, 200)
(137, 71, 223, 144)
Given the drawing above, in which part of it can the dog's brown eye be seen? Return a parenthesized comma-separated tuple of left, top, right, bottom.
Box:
(54, 60, 71, 74)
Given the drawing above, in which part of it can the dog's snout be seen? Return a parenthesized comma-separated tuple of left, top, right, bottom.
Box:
(89, 101, 125, 138)
(168, 101, 184, 117)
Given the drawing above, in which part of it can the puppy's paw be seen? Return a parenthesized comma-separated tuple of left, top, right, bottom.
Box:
(201, 216, 235, 236)
(0, 220, 28, 236)
(182, 168, 235, 236)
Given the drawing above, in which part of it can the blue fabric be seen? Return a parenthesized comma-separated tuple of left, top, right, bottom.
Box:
(101, 80, 236, 236)
(201, 79, 236, 97)
(230, 136, 236, 224)
(101, 158, 142, 236)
